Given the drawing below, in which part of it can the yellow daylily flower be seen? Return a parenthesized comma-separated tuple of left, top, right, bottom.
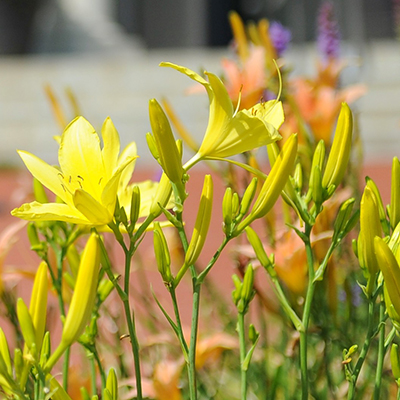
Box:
(160, 62, 283, 170)
(11, 116, 137, 226)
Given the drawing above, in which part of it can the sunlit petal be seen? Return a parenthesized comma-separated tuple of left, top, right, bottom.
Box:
(17, 150, 70, 205)
(101, 117, 120, 179)
(59, 117, 105, 199)
(11, 202, 90, 224)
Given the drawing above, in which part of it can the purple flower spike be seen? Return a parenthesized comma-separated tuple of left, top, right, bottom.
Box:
(269, 21, 292, 57)
(317, 1, 340, 60)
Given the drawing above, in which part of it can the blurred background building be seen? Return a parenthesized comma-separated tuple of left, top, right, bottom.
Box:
(0, 0, 399, 166)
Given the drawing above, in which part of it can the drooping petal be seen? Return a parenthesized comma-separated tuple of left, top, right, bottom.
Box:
(11, 202, 90, 225)
(17, 151, 70, 205)
(73, 190, 113, 225)
(117, 142, 137, 190)
(59, 117, 105, 200)
(101, 117, 120, 180)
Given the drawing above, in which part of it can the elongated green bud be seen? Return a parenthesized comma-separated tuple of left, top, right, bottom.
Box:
(241, 264, 255, 307)
(98, 278, 116, 303)
(153, 223, 172, 283)
(103, 389, 112, 400)
(375, 236, 400, 316)
(66, 244, 80, 279)
(390, 157, 400, 230)
(0, 328, 12, 377)
(146, 132, 160, 161)
(232, 274, 242, 304)
(106, 367, 118, 400)
(232, 192, 240, 216)
(40, 332, 51, 367)
(311, 165, 323, 207)
(293, 163, 303, 192)
(27, 222, 41, 250)
(62, 234, 100, 343)
(235, 134, 297, 233)
(358, 186, 382, 296)
(306, 140, 325, 203)
(149, 99, 186, 200)
(30, 261, 48, 354)
(45, 234, 100, 372)
(366, 177, 386, 223)
(322, 103, 353, 193)
(245, 227, 273, 271)
(174, 175, 213, 286)
(14, 348, 23, 381)
(384, 284, 400, 332)
(222, 187, 233, 232)
(391, 344, 400, 380)
(129, 185, 141, 230)
(33, 178, 49, 203)
(48, 374, 73, 400)
(149, 172, 173, 218)
(332, 198, 356, 242)
(238, 177, 258, 217)
(17, 298, 37, 358)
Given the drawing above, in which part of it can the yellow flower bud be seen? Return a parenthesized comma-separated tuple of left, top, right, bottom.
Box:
(222, 187, 233, 233)
(390, 157, 400, 230)
(0, 328, 12, 377)
(384, 284, 400, 333)
(148, 99, 186, 200)
(238, 177, 258, 217)
(47, 374, 73, 400)
(45, 233, 100, 372)
(29, 261, 48, 354)
(391, 344, 400, 381)
(306, 140, 326, 203)
(153, 223, 172, 284)
(322, 103, 353, 193)
(241, 264, 255, 307)
(293, 163, 303, 192)
(146, 132, 160, 160)
(27, 222, 41, 250)
(149, 172, 173, 218)
(33, 178, 49, 203)
(245, 227, 273, 272)
(311, 165, 323, 207)
(235, 134, 297, 233)
(174, 175, 213, 286)
(129, 185, 141, 231)
(358, 186, 382, 296)
(62, 233, 100, 342)
(106, 367, 118, 400)
(374, 236, 400, 317)
(17, 298, 37, 358)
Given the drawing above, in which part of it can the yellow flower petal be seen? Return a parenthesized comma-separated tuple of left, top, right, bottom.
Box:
(11, 202, 90, 225)
(59, 117, 106, 200)
(73, 189, 113, 225)
(17, 150, 70, 205)
(101, 117, 120, 179)
(118, 142, 137, 189)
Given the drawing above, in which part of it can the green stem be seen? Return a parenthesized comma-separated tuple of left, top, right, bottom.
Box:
(169, 287, 189, 360)
(373, 297, 386, 400)
(89, 353, 97, 396)
(123, 245, 142, 400)
(299, 230, 315, 400)
(238, 312, 247, 400)
(347, 299, 375, 399)
(188, 281, 200, 400)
